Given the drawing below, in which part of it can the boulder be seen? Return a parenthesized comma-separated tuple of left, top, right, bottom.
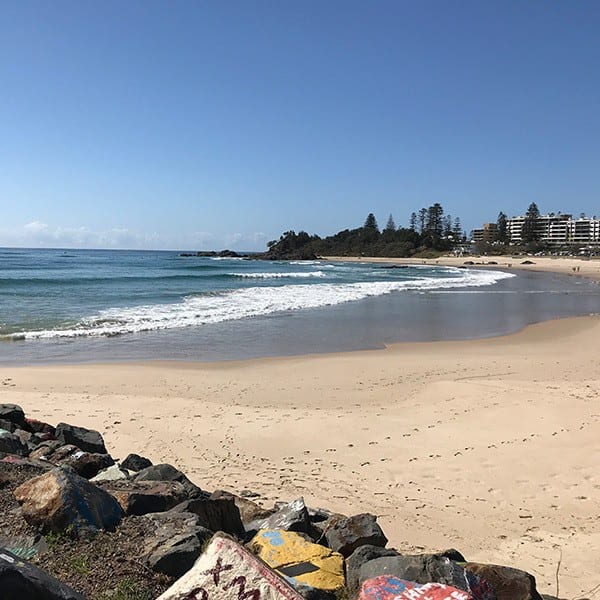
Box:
(212, 489, 274, 524)
(0, 404, 25, 427)
(55, 422, 107, 454)
(141, 511, 213, 578)
(133, 463, 206, 499)
(0, 548, 85, 600)
(24, 418, 56, 436)
(170, 495, 245, 537)
(346, 544, 401, 590)
(0, 429, 29, 457)
(250, 529, 345, 593)
(121, 452, 152, 472)
(246, 498, 312, 536)
(0, 533, 48, 560)
(309, 510, 347, 541)
(46, 444, 79, 463)
(0, 418, 16, 433)
(359, 576, 473, 600)
(102, 480, 188, 515)
(357, 554, 494, 598)
(14, 467, 123, 533)
(61, 451, 114, 479)
(13, 428, 32, 446)
(0, 455, 52, 471)
(29, 440, 64, 460)
(464, 562, 543, 600)
(324, 513, 387, 557)
(90, 464, 128, 482)
(157, 532, 304, 600)
(27, 432, 59, 450)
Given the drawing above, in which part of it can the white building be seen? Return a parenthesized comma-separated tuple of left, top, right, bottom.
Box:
(506, 213, 600, 246)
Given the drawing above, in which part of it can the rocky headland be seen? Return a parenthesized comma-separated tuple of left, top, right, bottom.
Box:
(1, 403, 550, 599)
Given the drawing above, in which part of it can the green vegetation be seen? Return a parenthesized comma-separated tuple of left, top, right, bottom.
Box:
(101, 579, 154, 600)
(44, 530, 70, 552)
(66, 554, 92, 576)
(264, 204, 466, 260)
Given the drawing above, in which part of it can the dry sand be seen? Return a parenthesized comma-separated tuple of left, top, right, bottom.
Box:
(1, 259, 599, 598)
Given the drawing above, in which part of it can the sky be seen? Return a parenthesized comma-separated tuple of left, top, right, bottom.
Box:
(1, 1, 599, 250)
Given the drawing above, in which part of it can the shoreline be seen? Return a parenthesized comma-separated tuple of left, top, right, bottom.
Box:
(1, 314, 599, 597)
(323, 253, 600, 282)
(2, 259, 599, 367)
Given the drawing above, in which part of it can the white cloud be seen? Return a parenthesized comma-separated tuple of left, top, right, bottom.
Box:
(23, 220, 49, 233)
(0, 223, 270, 251)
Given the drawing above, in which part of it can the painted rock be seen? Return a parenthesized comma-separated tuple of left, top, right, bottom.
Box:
(157, 533, 304, 600)
(250, 529, 345, 592)
(359, 575, 473, 600)
(463, 563, 542, 600)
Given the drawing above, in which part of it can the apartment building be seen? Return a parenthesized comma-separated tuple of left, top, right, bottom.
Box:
(472, 222, 498, 243)
(507, 213, 572, 244)
(473, 213, 600, 246)
(566, 218, 600, 245)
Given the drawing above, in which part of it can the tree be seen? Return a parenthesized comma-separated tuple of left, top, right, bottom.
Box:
(497, 212, 508, 243)
(384, 214, 396, 232)
(425, 203, 444, 238)
(443, 214, 453, 237)
(522, 202, 540, 243)
(418, 208, 427, 234)
(363, 213, 379, 232)
(452, 217, 463, 241)
(409, 212, 417, 231)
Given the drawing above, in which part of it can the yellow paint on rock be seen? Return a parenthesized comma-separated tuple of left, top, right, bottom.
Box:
(249, 529, 345, 592)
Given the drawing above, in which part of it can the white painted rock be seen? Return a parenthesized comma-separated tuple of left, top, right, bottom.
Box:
(90, 464, 128, 482)
(157, 533, 304, 600)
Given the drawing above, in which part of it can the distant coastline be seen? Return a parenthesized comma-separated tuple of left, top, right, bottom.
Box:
(323, 254, 600, 283)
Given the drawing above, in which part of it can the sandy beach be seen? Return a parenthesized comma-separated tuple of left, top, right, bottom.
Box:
(1, 286, 599, 598)
(324, 254, 600, 283)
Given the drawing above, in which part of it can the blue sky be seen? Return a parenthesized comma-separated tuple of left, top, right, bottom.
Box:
(1, 1, 599, 250)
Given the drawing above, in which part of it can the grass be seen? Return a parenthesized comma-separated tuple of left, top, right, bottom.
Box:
(100, 579, 154, 600)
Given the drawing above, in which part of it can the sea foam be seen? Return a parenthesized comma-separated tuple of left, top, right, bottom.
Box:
(8, 268, 514, 340)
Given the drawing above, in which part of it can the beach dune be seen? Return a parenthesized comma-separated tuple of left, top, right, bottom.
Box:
(1, 313, 599, 598)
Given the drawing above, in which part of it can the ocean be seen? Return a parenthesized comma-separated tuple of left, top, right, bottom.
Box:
(1, 248, 598, 364)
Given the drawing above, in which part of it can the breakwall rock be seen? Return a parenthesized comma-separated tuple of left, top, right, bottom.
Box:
(0, 404, 544, 600)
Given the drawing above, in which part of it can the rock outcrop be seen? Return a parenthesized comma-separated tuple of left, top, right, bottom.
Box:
(0, 403, 547, 600)
(14, 467, 123, 533)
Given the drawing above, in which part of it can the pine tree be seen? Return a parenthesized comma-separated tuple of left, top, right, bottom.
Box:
(384, 214, 396, 232)
(426, 203, 444, 237)
(452, 217, 462, 240)
(409, 212, 417, 231)
(418, 208, 427, 234)
(443, 214, 453, 237)
(522, 203, 540, 243)
(363, 213, 379, 232)
(497, 212, 508, 243)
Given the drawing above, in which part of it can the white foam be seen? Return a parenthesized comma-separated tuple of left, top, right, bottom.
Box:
(9, 269, 515, 340)
(230, 271, 327, 279)
(209, 256, 245, 261)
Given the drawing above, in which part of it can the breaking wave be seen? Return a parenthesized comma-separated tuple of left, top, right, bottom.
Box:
(3, 269, 514, 340)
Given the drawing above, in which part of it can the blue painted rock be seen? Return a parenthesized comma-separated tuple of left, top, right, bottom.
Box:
(13, 467, 123, 533)
(250, 529, 345, 592)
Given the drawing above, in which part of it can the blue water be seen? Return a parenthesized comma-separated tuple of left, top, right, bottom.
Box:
(0, 248, 598, 364)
